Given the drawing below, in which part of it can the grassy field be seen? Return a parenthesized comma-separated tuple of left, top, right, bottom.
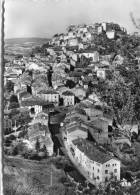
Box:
(5, 37, 50, 56)
(3, 156, 67, 195)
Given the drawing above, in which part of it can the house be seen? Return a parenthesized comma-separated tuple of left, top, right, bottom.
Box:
(68, 31, 75, 39)
(62, 91, 75, 106)
(56, 85, 71, 95)
(87, 117, 113, 144)
(80, 50, 99, 63)
(88, 92, 101, 103)
(78, 43, 84, 50)
(5, 73, 19, 83)
(20, 97, 51, 117)
(97, 68, 106, 80)
(37, 89, 59, 106)
(113, 54, 124, 65)
(97, 26, 103, 34)
(28, 122, 49, 142)
(79, 101, 103, 120)
(68, 71, 82, 83)
(70, 58, 76, 67)
(68, 38, 78, 47)
(62, 116, 88, 141)
(72, 86, 87, 100)
(26, 62, 46, 73)
(65, 125, 88, 141)
(68, 138, 120, 184)
(28, 122, 53, 156)
(29, 112, 49, 126)
(106, 30, 115, 39)
(14, 82, 27, 94)
(18, 91, 32, 102)
(31, 83, 49, 96)
(65, 107, 88, 122)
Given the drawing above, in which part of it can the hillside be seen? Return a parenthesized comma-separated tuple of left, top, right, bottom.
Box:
(5, 37, 50, 57)
(3, 156, 66, 195)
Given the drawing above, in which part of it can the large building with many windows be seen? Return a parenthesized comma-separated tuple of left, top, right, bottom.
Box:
(67, 138, 120, 185)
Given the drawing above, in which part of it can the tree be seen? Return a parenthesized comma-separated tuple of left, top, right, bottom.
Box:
(5, 80, 14, 93)
(10, 95, 18, 103)
(19, 72, 32, 86)
(103, 73, 135, 137)
(35, 138, 40, 152)
(8, 102, 19, 110)
(65, 80, 76, 89)
(40, 145, 49, 157)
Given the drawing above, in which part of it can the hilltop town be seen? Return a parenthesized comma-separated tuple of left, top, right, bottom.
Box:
(4, 22, 140, 194)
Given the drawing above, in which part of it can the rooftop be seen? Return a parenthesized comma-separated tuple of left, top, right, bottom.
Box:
(38, 89, 59, 95)
(62, 91, 74, 96)
(28, 122, 50, 137)
(21, 97, 52, 107)
(73, 138, 115, 164)
(19, 91, 32, 99)
(67, 125, 87, 133)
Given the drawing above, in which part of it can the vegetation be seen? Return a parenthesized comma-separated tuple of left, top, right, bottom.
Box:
(3, 156, 72, 195)
(5, 80, 14, 93)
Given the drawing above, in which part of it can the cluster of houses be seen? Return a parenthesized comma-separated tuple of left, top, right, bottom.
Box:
(28, 112, 53, 156)
(51, 22, 127, 48)
(60, 106, 120, 185)
(4, 21, 140, 186)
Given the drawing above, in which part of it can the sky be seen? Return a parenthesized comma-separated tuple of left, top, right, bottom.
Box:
(5, 0, 140, 39)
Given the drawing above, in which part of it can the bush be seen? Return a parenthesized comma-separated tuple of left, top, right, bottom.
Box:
(22, 150, 41, 161)
(8, 142, 28, 156)
(10, 95, 18, 103)
(18, 130, 27, 139)
(5, 80, 14, 93)
(8, 134, 16, 141)
(9, 102, 20, 110)
(4, 138, 12, 147)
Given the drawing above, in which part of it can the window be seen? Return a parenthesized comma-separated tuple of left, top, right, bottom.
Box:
(97, 176, 100, 180)
(105, 170, 108, 174)
(114, 169, 117, 173)
(97, 169, 100, 173)
(30, 107, 35, 114)
(93, 167, 94, 170)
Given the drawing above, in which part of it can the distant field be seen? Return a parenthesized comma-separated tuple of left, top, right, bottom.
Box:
(5, 37, 50, 45)
(5, 37, 50, 56)
(3, 156, 66, 195)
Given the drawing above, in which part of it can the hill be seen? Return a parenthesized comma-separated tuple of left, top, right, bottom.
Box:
(5, 37, 50, 57)
(3, 156, 66, 195)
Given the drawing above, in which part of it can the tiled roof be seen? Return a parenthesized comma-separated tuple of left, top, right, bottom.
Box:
(37, 89, 59, 95)
(28, 123, 49, 137)
(64, 116, 82, 124)
(40, 136, 53, 146)
(66, 108, 87, 117)
(69, 71, 83, 77)
(73, 138, 114, 164)
(21, 97, 51, 107)
(67, 125, 87, 133)
(62, 91, 74, 96)
(19, 91, 31, 99)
